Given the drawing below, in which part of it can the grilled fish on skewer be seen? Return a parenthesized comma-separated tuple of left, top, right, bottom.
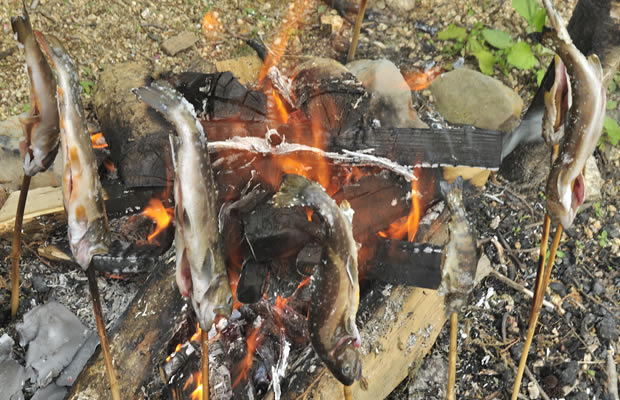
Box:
(133, 82, 233, 331)
(11, 7, 60, 176)
(542, 0, 606, 229)
(542, 55, 571, 147)
(273, 174, 362, 386)
(438, 177, 478, 314)
(36, 33, 110, 269)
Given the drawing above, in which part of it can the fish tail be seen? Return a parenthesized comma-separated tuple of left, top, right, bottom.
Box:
(541, 0, 571, 44)
(273, 173, 320, 209)
(11, 6, 32, 44)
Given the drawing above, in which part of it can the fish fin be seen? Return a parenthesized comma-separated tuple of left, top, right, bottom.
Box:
(10, 6, 32, 44)
(587, 54, 603, 79)
(339, 200, 354, 225)
(272, 173, 314, 208)
(440, 176, 463, 197)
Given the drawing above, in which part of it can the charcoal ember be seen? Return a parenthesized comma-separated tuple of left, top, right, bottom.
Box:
(237, 260, 270, 304)
(292, 57, 369, 141)
(252, 359, 271, 396)
(250, 298, 309, 348)
(243, 202, 322, 262)
(168, 71, 267, 122)
(162, 342, 199, 382)
(296, 243, 322, 276)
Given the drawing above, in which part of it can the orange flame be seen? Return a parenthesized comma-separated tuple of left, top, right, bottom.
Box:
(258, 0, 312, 81)
(271, 89, 289, 124)
(191, 377, 203, 400)
(201, 11, 220, 37)
(232, 324, 263, 388)
(403, 66, 444, 91)
(378, 169, 421, 242)
(142, 198, 173, 242)
(90, 132, 108, 149)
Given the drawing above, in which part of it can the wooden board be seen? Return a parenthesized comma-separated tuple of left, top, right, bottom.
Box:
(0, 186, 64, 235)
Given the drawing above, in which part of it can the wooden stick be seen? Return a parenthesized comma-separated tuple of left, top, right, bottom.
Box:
(202, 329, 209, 400)
(343, 384, 353, 400)
(10, 174, 31, 319)
(86, 265, 121, 400)
(447, 311, 458, 400)
(346, 0, 368, 63)
(511, 225, 563, 400)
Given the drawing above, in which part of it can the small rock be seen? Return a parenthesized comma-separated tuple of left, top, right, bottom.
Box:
(596, 316, 618, 342)
(559, 361, 579, 385)
(591, 279, 605, 296)
(31, 383, 66, 400)
(527, 380, 540, 399)
(583, 155, 602, 205)
(385, 0, 416, 12)
(32, 275, 49, 294)
(0, 359, 25, 400)
(0, 334, 14, 361)
(215, 55, 263, 85)
(430, 68, 523, 132)
(568, 392, 589, 400)
(549, 281, 567, 297)
(510, 341, 535, 361)
(161, 31, 198, 56)
(320, 14, 344, 33)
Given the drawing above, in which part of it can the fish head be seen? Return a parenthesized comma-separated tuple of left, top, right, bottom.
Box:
(328, 337, 362, 386)
(191, 272, 233, 332)
(546, 167, 585, 229)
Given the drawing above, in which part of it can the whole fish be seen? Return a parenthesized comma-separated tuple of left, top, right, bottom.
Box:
(36, 33, 109, 269)
(133, 82, 232, 331)
(542, 0, 606, 229)
(438, 177, 478, 314)
(273, 174, 362, 386)
(11, 7, 59, 176)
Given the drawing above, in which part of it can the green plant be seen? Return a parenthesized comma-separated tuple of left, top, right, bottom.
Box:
(437, 20, 538, 76)
(512, 0, 546, 32)
(79, 80, 94, 95)
(593, 201, 603, 218)
(597, 230, 608, 247)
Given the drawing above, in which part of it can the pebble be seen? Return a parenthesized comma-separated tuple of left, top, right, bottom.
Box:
(596, 316, 618, 342)
(591, 279, 605, 296)
(568, 393, 589, 400)
(559, 361, 579, 385)
(161, 31, 199, 56)
(549, 281, 567, 297)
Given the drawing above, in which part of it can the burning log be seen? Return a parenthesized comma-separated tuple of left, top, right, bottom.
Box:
(66, 258, 190, 400)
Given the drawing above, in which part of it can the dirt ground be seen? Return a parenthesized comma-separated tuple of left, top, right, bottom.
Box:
(1, 0, 618, 399)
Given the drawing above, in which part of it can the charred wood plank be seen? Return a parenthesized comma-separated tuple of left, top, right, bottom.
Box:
(67, 258, 190, 400)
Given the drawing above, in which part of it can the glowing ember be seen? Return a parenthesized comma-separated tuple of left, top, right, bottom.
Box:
(103, 159, 115, 172)
(232, 324, 263, 388)
(142, 198, 173, 243)
(191, 322, 202, 342)
(191, 377, 203, 400)
(379, 168, 421, 241)
(90, 132, 108, 149)
(271, 89, 288, 124)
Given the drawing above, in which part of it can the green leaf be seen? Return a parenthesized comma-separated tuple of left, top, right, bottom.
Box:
(466, 36, 485, 54)
(512, 0, 545, 31)
(507, 41, 537, 70)
(603, 116, 620, 146)
(482, 29, 513, 49)
(474, 50, 496, 75)
(317, 5, 326, 13)
(532, 8, 547, 32)
(438, 24, 467, 41)
(606, 100, 617, 110)
(536, 69, 546, 86)
(79, 80, 94, 95)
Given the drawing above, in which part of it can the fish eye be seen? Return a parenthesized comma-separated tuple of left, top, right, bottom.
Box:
(342, 363, 351, 376)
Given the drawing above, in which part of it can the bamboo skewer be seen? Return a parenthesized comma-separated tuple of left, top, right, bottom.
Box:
(343, 384, 353, 400)
(202, 329, 210, 400)
(86, 265, 121, 400)
(346, 0, 368, 63)
(447, 311, 458, 400)
(10, 174, 31, 319)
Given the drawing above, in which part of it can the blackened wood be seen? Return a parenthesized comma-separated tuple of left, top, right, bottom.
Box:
(67, 259, 190, 400)
(237, 260, 269, 304)
(363, 238, 443, 289)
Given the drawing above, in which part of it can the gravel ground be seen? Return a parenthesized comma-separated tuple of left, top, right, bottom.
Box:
(2, 0, 618, 399)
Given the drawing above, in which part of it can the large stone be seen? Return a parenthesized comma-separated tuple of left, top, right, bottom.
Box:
(215, 55, 263, 85)
(0, 116, 62, 191)
(430, 68, 523, 133)
(161, 31, 198, 56)
(346, 59, 428, 129)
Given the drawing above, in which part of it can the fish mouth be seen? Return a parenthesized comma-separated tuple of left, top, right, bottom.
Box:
(332, 335, 361, 356)
(555, 172, 585, 229)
